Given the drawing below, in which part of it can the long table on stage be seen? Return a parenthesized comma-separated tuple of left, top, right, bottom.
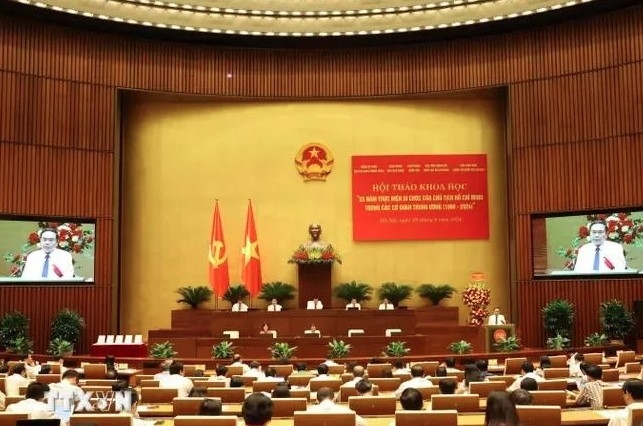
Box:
(146, 335, 428, 358)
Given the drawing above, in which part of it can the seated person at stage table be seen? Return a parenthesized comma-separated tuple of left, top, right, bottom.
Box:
(304, 324, 321, 336)
(21, 228, 75, 280)
(232, 298, 249, 312)
(379, 298, 394, 310)
(159, 361, 194, 397)
(307, 297, 323, 310)
(267, 298, 282, 312)
(574, 220, 627, 273)
(259, 323, 276, 336)
(607, 379, 643, 426)
(488, 307, 507, 325)
(345, 298, 361, 310)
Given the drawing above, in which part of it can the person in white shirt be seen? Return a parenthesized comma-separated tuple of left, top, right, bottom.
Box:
(488, 307, 507, 325)
(242, 392, 274, 426)
(260, 367, 284, 382)
(245, 361, 266, 379)
(153, 359, 172, 381)
(231, 354, 251, 374)
(608, 379, 643, 426)
(20, 353, 41, 379)
(231, 299, 249, 312)
(307, 297, 323, 310)
(159, 361, 194, 397)
(568, 353, 585, 377)
(267, 299, 282, 312)
(309, 364, 331, 382)
(574, 220, 627, 272)
(322, 358, 340, 367)
(21, 228, 75, 280)
(442, 358, 461, 374)
(341, 365, 366, 389)
(49, 369, 85, 403)
(345, 298, 361, 310)
(6, 364, 31, 396)
(309, 387, 367, 426)
(6, 382, 57, 420)
(391, 360, 410, 375)
(378, 298, 394, 310)
(394, 365, 433, 398)
(507, 361, 545, 392)
(209, 365, 231, 386)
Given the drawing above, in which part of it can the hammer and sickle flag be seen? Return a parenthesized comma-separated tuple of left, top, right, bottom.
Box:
(208, 201, 229, 296)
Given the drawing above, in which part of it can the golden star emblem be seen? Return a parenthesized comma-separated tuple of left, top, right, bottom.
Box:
(241, 236, 260, 264)
(308, 147, 320, 158)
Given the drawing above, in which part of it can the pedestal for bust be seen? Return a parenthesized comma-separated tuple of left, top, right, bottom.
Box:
(297, 263, 333, 309)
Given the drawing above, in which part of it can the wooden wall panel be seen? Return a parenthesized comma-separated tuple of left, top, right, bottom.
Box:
(1, 4, 643, 352)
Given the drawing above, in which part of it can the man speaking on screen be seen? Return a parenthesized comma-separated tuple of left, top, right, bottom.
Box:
(573, 220, 627, 273)
(21, 228, 75, 280)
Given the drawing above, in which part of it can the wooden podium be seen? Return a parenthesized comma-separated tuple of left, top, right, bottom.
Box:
(297, 263, 333, 309)
(484, 324, 516, 352)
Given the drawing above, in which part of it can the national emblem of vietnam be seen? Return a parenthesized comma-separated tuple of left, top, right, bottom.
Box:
(295, 143, 334, 181)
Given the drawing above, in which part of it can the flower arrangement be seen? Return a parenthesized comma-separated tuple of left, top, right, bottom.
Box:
(288, 244, 342, 265)
(462, 281, 491, 326)
(3, 222, 94, 277)
(557, 212, 643, 270)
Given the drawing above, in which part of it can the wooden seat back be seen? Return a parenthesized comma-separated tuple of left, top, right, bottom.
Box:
(583, 353, 603, 365)
(486, 375, 515, 388)
(70, 414, 132, 426)
(139, 380, 159, 387)
(412, 362, 439, 377)
(140, 387, 178, 403)
(252, 380, 282, 393)
(366, 363, 392, 378)
(430, 394, 479, 412)
(348, 395, 396, 415)
(602, 387, 625, 408)
(174, 415, 238, 426)
(616, 351, 636, 368)
(269, 364, 294, 378)
(469, 380, 506, 396)
(369, 377, 400, 392)
(84, 364, 107, 379)
(537, 379, 568, 391)
(35, 374, 62, 385)
(543, 368, 569, 379)
(173, 397, 222, 416)
(516, 405, 561, 426)
(288, 375, 315, 387)
(602, 369, 620, 382)
(271, 398, 308, 417)
(503, 358, 528, 375)
(309, 379, 342, 392)
(529, 390, 566, 407)
(428, 376, 458, 386)
(294, 411, 356, 426)
(548, 355, 567, 368)
(207, 387, 246, 403)
(395, 410, 458, 426)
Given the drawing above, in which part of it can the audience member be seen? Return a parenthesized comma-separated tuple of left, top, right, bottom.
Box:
(341, 365, 366, 388)
(198, 398, 223, 416)
(476, 359, 494, 378)
(510, 389, 533, 406)
(271, 384, 291, 398)
(309, 387, 366, 426)
(520, 377, 539, 391)
(381, 367, 393, 378)
(435, 366, 448, 377)
(231, 354, 251, 374)
(246, 361, 266, 379)
(392, 360, 410, 375)
(355, 380, 373, 396)
(438, 378, 457, 395)
(568, 353, 585, 377)
(229, 377, 245, 388)
(306, 297, 324, 310)
(311, 364, 330, 381)
(209, 365, 229, 386)
(242, 393, 274, 426)
(39, 364, 52, 375)
(576, 364, 605, 410)
(444, 357, 461, 373)
(485, 391, 519, 426)
(607, 379, 643, 426)
(159, 361, 194, 397)
(188, 387, 208, 397)
(49, 370, 84, 403)
(5, 382, 55, 420)
(20, 353, 40, 379)
(6, 364, 31, 396)
(154, 360, 172, 381)
(394, 365, 432, 397)
(507, 361, 544, 392)
(399, 388, 423, 410)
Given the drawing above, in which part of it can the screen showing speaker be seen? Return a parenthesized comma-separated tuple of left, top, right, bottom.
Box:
(0, 217, 95, 284)
(532, 211, 643, 277)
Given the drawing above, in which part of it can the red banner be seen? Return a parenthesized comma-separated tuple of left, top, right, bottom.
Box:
(352, 154, 489, 241)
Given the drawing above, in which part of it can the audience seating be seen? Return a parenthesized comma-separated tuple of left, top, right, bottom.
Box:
(0, 377, 6, 394)
(18, 386, 27, 396)
(5, 396, 25, 406)
(338, 385, 379, 402)
(348, 396, 396, 415)
(139, 380, 160, 387)
(294, 411, 356, 426)
(469, 380, 507, 397)
(173, 397, 221, 416)
(271, 398, 308, 417)
(543, 368, 570, 379)
(395, 373, 412, 383)
(0, 413, 29, 423)
(207, 387, 246, 403)
(615, 351, 636, 368)
(602, 387, 626, 408)
(369, 378, 400, 392)
(366, 363, 392, 378)
(84, 364, 107, 379)
(486, 375, 515, 388)
(529, 390, 566, 407)
(537, 379, 568, 391)
(548, 355, 567, 368)
(45, 363, 61, 374)
(141, 387, 178, 403)
(82, 385, 113, 394)
(174, 415, 238, 426)
(182, 366, 197, 377)
(225, 366, 244, 376)
(631, 406, 643, 426)
(340, 373, 353, 384)
(430, 394, 479, 412)
(203, 380, 226, 388)
(327, 365, 345, 375)
(412, 361, 439, 377)
(269, 364, 294, 378)
(625, 362, 642, 374)
(235, 375, 258, 387)
(288, 375, 315, 387)
(252, 380, 282, 393)
(504, 358, 528, 375)
(428, 376, 458, 386)
(289, 388, 311, 400)
(395, 409, 458, 426)
(602, 369, 620, 382)
(517, 406, 561, 426)
(583, 353, 604, 365)
(417, 387, 441, 401)
(70, 415, 132, 426)
(135, 375, 155, 386)
(309, 379, 342, 392)
(35, 374, 61, 385)
(84, 380, 119, 387)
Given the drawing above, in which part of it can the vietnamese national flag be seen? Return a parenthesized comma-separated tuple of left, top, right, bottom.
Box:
(208, 201, 230, 295)
(241, 200, 262, 297)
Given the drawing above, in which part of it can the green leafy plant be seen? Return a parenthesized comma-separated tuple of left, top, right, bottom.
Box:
(0, 311, 29, 350)
(8, 336, 34, 354)
(47, 338, 73, 357)
(269, 342, 298, 360)
(333, 281, 374, 303)
(546, 334, 571, 350)
(600, 299, 635, 340)
(150, 341, 177, 359)
(494, 335, 522, 352)
(448, 340, 472, 354)
(377, 282, 413, 307)
(176, 285, 213, 309)
(258, 282, 297, 305)
(385, 341, 410, 357)
(222, 285, 250, 305)
(416, 284, 457, 306)
(50, 309, 85, 345)
(327, 339, 352, 359)
(584, 332, 609, 347)
(211, 341, 236, 359)
(542, 299, 575, 338)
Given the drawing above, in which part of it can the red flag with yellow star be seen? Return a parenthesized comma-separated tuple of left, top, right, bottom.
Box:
(208, 201, 229, 295)
(241, 200, 262, 296)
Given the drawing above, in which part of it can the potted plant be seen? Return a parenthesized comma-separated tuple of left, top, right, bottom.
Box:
(542, 299, 575, 339)
(600, 299, 635, 344)
(150, 341, 177, 359)
(269, 342, 297, 360)
(50, 309, 85, 346)
(0, 311, 30, 351)
(584, 332, 609, 347)
(448, 340, 472, 355)
(377, 283, 413, 308)
(333, 281, 374, 304)
(328, 339, 352, 359)
(47, 338, 74, 357)
(176, 285, 213, 309)
(494, 335, 522, 352)
(385, 341, 410, 357)
(258, 282, 297, 306)
(222, 285, 250, 305)
(546, 334, 571, 350)
(211, 341, 236, 359)
(8, 336, 34, 354)
(416, 284, 457, 306)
